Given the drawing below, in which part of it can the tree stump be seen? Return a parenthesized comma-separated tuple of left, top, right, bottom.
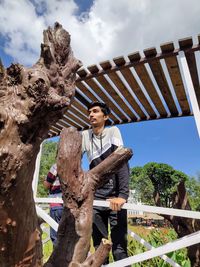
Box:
(44, 127, 133, 267)
(0, 23, 80, 267)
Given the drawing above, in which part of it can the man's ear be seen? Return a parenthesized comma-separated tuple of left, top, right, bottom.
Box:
(104, 115, 109, 122)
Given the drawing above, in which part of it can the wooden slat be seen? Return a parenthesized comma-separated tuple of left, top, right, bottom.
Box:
(86, 67, 130, 122)
(161, 42, 190, 115)
(59, 118, 87, 132)
(87, 65, 130, 122)
(49, 126, 60, 136)
(57, 119, 70, 128)
(49, 124, 62, 136)
(160, 42, 174, 53)
(56, 119, 71, 130)
(72, 98, 89, 117)
(143, 47, 179, 116)
(113, 56, 157, 119)
(100, 60, 138, 121)
(179, 37, 193, 49)
(110, 58, 147, 120)
(64, 111, 88, 128)
(69, 105, 90, 125)
(75, 83, 113, 126)
(77, 68, 120, 123)
(49, 128, 59, 136)
(76, 81, 97, 103)
(102, 61, 145, 120)
(74, 90, 90, 108)
(128, 52, 168, 117)
(61, 116, 83, 130)
(76, 50, 183, 83)
(53, 124, 63, 132)
(76, 69, 100, 105)
(179, 37, 200, 107)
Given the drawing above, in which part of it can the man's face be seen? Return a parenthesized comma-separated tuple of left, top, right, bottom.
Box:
(88, 106, 108, 127)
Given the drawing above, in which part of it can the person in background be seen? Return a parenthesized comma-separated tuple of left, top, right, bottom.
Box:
(43, 163, 63, 247)
(82, 101, 130, 265)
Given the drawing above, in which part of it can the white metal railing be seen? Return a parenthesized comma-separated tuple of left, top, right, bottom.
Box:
(35, 198, 200, 267)
(128, 230, 181, 267)
(35, 197, 200, 220)
(107, 230, 200, 267)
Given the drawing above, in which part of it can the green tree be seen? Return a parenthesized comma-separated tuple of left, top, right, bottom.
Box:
(130, 166, 154, 205)
(37, 141, 58, 197)
(186, 176, 200, 211)
(130, 162, 189, 207)
(143, 162, 188, 207)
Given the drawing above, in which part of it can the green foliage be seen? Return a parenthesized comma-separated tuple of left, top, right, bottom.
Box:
(130, 166, 154, 205)
(128, 227, 191, 267)
(130, 162, 189, 207)
(42, 225, 53, 263)
(131, 162, 200, 211)
(43, 240, 53, 263)
(186, 176, 200, 211)
(143, 162, 188, 207)
(37, 141, 58, 197)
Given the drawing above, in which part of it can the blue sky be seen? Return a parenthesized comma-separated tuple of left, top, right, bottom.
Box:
(0, 0, 200, 177)
(119, 116, 200, 177)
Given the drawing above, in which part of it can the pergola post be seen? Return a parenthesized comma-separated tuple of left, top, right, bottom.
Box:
(180, 56, 200, 138)
(32, 142, 43, 198)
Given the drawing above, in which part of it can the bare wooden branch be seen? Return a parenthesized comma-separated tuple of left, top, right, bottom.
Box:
(89, 146, 132, 190)
(69, 239, 112, 267)
(45, 127, 132, 267)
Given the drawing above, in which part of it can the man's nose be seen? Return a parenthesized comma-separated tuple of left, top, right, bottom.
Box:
(89, 112, 94, 118)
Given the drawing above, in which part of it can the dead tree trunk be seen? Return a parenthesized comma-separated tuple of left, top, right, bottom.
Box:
(44, 127, 133, 267)
(0, 23, 80, 267)
(153, 181, 200, 267)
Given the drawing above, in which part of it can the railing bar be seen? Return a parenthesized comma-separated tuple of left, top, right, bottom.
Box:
(35, 198, 200, 220)
(128, 230, 181, 267)
(106, 231, 200, 267)
(36, 205, 58, 231)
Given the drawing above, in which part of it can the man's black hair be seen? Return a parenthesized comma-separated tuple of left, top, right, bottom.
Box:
(88, 101, 111, 115)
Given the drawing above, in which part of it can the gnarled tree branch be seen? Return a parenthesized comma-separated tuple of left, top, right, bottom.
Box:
(0, 23, 80, 267)
(45, 127, 132, 267)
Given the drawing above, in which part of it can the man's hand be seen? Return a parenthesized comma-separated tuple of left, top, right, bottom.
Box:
(107, 197, 126, 211)
(43, 180, 52, 189)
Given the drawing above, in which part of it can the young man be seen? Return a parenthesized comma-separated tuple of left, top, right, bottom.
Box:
(44, 163, 63, 246)
(82, 101, 130, 264)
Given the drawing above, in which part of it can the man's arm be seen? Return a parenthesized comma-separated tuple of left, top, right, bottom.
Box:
(108, 163, 130, 211)
(43, 180, 52, 189)
(108, 127, 130, 211)
(44, 164, 57, 190)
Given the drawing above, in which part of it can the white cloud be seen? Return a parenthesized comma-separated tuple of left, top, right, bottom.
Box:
(0, 0, 200, 66)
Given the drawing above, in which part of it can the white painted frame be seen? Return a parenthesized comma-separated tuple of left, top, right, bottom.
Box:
(179, 55, 200, 138)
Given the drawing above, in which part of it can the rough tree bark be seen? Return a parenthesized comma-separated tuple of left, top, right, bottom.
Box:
(44, 127, 133, 267)
(153, 181, 200, 267)
(0, 23, 80, 267)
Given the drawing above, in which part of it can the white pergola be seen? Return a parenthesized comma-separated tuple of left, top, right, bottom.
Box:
(34, 34, 200, 266)
(48, 35, 200, 138)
